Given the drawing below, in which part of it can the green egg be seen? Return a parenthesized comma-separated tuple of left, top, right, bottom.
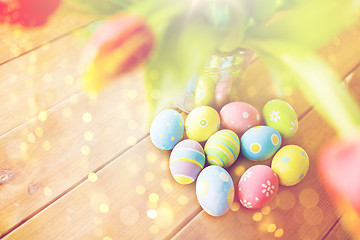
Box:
(263, 99, 298, 138)
(194, 76, 215, 107)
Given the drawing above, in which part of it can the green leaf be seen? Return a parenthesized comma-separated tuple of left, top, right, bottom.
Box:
(145, 15, 222, 118)
(245, 39, 360, 136)
(246, 0, 358, 50)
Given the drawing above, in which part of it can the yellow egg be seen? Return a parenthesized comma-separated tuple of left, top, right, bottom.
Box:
(185, 106, 220, 142)
(271, 145, 309, 186)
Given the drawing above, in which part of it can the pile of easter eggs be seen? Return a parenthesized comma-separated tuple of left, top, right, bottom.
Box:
(150, 99, 309, 217)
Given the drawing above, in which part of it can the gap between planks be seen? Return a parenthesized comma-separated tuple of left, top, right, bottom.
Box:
(0, 134, 149, 239)
(0, 19, 100, 67)
(2, 25, 360, 240)
(169, 61, 360, 239)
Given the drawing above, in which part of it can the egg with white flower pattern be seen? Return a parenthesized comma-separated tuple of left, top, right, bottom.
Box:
(271, 145, 309, 186)
(238, 165, 279, 209)
(241, 126, 282, 161)
(263, 99, 298, 138)
(196, 166, 234, 216)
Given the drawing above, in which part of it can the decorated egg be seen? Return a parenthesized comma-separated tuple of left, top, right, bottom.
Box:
(194, 76, 215, 107)
(185, 106, 220, 142)
(238, 165, 279, 209)
(263, 99, 298, 138)
(196, 166, 234, 216)
(169, 139, 205, 184)
(271, 145, 309, 186)
(241, 126, 281, 161)
(150, 109, 184, 150)
(220, 102, 261, 134)
(204, 129, 240, 168)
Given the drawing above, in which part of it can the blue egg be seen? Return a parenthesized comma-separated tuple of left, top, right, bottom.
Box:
(241, 125, 282, 161)
(196, 166, 234, 217)
(150, 109, 184, 150)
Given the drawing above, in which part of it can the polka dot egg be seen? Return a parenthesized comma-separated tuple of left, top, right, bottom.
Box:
(185, 106, 220, 142)
(170, 139, 205, 184)
(220, 102, 261, 134)
(238, 165, 279, 209)
(196, 166, 234, 216)
(263, 99, 298, 138)
(271, 145, 309, 186)
(241, 126, 282, 161)
(204, 129, 240, 168)
(150, 109, 184, 150)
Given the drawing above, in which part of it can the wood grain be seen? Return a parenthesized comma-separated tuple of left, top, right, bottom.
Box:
(0, 3, 97, 65)
(0, 34, 85, 136)
(3, 136, 203, 240)
(173, 64, 360, 240)
(324, 220, 354, 240)
(0, 71, 148, 237)
(1, 16, 360, 240)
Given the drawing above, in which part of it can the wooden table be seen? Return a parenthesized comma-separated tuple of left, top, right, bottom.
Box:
(1, 4, 359, 240)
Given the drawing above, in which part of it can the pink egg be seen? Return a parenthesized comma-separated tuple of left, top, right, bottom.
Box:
(238, 165, 279, 209)
(220, 102, 260, 135)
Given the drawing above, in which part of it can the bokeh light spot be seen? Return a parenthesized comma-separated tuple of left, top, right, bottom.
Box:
(27, 133, 36, 143)
(35, 127, 44, 137)
(299, 188, 319, 208)
(253, 212, 263, 222)
(275, 228, 284, 238)
(88, 172, 98, 183)
(127, 136, 137, 146)
(147, 209, 157, 219)
(230, 202, 240, 212)
(99, 203, 109, 213)
(267, 224, 277, 233)
(82, 112, 92, 123)
(43, 187, 52, 197)
(149, 225, 159, 234)
(81, 145, 90, 156)
(38, 111, 48, 122)
(84, 131, 94, 141)
(149, 193, 159, 203)
(178, 195, 188, 205)
(261, 206, 271, 215)
(42, 141, 51, 151)
(136, 185, 146, 195)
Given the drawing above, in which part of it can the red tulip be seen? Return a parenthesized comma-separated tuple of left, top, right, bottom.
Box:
(318, 135, 360, 238)
(81, 13, 154, 93)
(318, 135, 360, 213)
(0, 0, 61, 27)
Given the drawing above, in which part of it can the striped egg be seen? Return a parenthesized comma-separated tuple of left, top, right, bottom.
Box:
(170, 139, 205, 184)
(204, 129, 240, 168)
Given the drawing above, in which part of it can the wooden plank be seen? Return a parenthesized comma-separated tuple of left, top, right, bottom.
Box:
(324, 219, 354, 240)
(237, 25, 360, 117)
(0, 34, 85, 136)
(3, 136, 202, 240)
(1, 21, 360, 240)
(0, 2, 97, 64)
(0, 71, 148, 237)
(172, 65, 360, 240)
